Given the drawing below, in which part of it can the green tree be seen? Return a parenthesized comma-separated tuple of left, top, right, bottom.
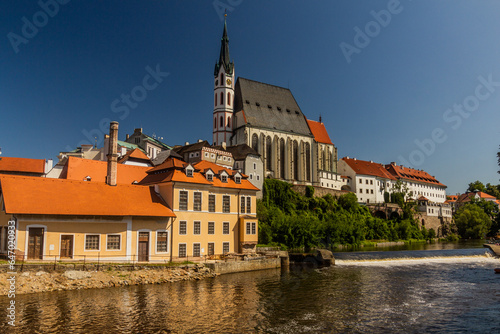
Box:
(454, 203, 492, 239)
(467, 180, 486, 193)
(485, 183, 500, 199)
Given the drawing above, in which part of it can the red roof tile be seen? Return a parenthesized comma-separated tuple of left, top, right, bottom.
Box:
(0, 157, 45, 174)
(385, 164, 446, 187)
(118, 148, 151, 164)
(0, 175, 175, 217)
(342, 158, 396, 180)
(306, 120, 333, 145)
(64, 157, 150, 184)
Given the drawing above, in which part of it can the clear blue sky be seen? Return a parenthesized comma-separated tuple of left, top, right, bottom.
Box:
(1, 0, 499, 194)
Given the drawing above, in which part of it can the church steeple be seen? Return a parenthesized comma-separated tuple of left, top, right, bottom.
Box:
(213, 15, 235, 146)
(214, 16, 234, 76)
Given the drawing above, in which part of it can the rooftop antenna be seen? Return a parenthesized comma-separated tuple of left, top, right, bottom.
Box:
(319, 114, 322, 123)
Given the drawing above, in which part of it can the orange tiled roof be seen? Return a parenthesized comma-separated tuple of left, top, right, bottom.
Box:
(118, 148, 151, 164)
(0, 157, 45, 174)
(142, 158, 258, 191)
(148, 157, 187, 173)
(0, 175, 175, 217)
(306, 120, 333, 145)
(418, 196, 429, 201)
(448, 195, 458, 200)
(342, 158, 396, 180)
(63, 156, 150, 184)
(385, 164, 446, 187)
(476, 191, 496, 199)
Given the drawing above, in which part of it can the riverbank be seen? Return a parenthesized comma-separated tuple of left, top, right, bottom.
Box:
(0, 264, 217, 295)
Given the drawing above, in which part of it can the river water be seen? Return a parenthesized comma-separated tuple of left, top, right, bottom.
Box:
(1, 241, 499, 333)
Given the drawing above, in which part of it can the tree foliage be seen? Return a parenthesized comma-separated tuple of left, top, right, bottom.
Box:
(258, 179, 431, 250)
(454, 204, 491, 239)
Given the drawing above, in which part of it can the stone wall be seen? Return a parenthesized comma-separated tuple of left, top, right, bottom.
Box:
(205, 257, 280, 274)
(291, 185, 346, 198)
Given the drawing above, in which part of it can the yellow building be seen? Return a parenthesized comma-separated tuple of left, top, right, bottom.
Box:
(140, 158, 259, 260)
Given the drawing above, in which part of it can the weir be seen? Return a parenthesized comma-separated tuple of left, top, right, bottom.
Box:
(483, 243, 500, 257)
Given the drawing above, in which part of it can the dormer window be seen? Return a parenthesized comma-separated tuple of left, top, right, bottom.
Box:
(186, 169, 193, 177)
(235, 176, 241, 184)
(221, 175, 228, 183)
(84, 176, 91, 182)
(207, 173, 213, 182)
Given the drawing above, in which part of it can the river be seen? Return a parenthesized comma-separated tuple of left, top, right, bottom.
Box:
(1, 241, 499, 333)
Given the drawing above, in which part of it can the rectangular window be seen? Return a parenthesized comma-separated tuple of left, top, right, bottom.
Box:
(370, 180, 373, 185)
(221, 175, 228, 183)
(235, 176, 241, 184)
(246, 197, 251, 213)
(186, 169, 193, 177)
(241, 196, 246, 214)
(179, 244, 187, 258)
(223, 222, 230, 234)
(179, 221, 187, 235)
(194, 221, 201, 235)
(85, 235, 100, 251)
(223, 242, 230, 254)
(193, 192, 202, 211)
(193, 243, 201, 257)
(179, 190, 188, 211)
(371, 189, 374, 194)
(157, 231, 168, 253)
(207, 173, 213, 182)
(246, 222, 257, 235)
(208, 243, 214, 256)
(223, 195, 230, 213)
(107, 234, 120, 250)
(366, 180, 369, 184)
(208, 222, 215, 235)
(209, 194, 216, 212)
(359, 188, 363, 193)
(359, 179, 362, 184)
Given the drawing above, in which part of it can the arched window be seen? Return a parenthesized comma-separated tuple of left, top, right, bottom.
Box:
(293, 141, 299, 181)
(214, 93, 217, 107)
(305, 143, 311, 181)
(220, 116, 224, 128)
(227, 92, 231, 106)
(220, 73, 223, 85)
(252, 134, 259, 152)
(227, 116, 231, 128)
(214, 117, 217, 129)
(279, 138, 285, 179)
(329, 151, 334, 172)
(220, 92, 224, 105)
(266, 136, 272, 171)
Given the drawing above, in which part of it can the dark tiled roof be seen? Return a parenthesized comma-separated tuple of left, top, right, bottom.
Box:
(225, 144, 260, 160)
(233, 78, 313, 137)
(172, 141, 211, 155)
(151, 150, 183, 166)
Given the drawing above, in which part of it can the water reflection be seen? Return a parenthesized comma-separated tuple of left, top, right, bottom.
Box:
(0, 247, 499, 333)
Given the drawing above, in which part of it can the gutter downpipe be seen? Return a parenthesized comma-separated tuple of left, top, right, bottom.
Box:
(170, 181, 176, 263)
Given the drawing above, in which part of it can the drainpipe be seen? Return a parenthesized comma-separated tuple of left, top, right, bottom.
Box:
(171, 181, 176, 263)
(237, 189, 241, 253)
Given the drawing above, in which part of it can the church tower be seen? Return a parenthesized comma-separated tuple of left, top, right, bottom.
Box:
(213, 15, 235, 146)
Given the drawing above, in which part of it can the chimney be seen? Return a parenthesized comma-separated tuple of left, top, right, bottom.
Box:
(126, 134, 130, 140)
(106, 121, 119, 186)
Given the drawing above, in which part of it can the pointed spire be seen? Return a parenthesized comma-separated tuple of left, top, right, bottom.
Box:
(215, 14, 234, 76)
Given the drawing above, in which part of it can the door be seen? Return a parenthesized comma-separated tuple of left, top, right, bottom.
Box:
(138, 232, 149, 262)
(28, 228, 44, 260)
(60, 235, 73, 259)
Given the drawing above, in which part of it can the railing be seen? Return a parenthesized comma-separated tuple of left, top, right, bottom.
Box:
(0, 252, 254, 272)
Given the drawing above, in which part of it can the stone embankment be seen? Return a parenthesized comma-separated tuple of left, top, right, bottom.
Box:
(0, 264, 217, 295)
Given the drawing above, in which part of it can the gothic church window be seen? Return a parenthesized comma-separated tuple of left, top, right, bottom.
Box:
(252, 134, 259, 152)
